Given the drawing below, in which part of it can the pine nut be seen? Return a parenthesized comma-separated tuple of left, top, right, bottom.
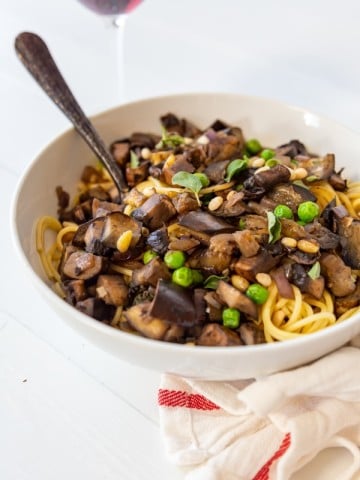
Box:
(123, 204, 134, 216)
(116, 230, 133, 253)
(226, 190, 237, 201)
(254, 166, 270, 175)
(281, 237, 298, 249)
(291, 167, 309, 180)
(255, 272, 272, 287)
(231, 275, 250, 292)
(251, 157, 265, 168)
(297, 239, 320, 254)
(197, 134, 210, 145)
(163, 153, 176, 168)
(184, 137, 193, 145)
(208, 196, 224, 211)
(141, 147, 151, 160)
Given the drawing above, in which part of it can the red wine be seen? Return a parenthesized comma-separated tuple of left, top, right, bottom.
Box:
(78, 0, 143, 15)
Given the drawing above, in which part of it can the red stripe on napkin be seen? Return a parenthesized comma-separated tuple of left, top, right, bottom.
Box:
(158, 389, 220, 411)
(252, 432, 291, 480)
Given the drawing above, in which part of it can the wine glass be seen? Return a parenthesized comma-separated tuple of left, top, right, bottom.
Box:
(77, 0, 144, 101)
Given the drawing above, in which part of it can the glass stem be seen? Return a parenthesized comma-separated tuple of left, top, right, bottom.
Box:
(113, 13, 128, 103)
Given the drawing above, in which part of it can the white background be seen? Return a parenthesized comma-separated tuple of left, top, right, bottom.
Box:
(2, 0, 360, 478)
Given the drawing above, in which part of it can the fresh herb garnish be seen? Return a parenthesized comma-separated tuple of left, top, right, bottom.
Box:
(267, 211, 282, 244)
(293, 180, 310, 189)
(130, 150, 140, 168)
(224, 158, 248, 182)
(204, 275, 228, 290)
(306, 175, 319, 183)
(156, 127, 185, 149)
(172, 171, 203, 205)
(307, 261, 321, 280)
(238, 218, 246, 230)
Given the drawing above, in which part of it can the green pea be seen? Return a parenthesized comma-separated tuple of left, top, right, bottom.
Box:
(274, 204, 293, 220)
(191, 269, 204, 285)
(172, 267, 193, 288)
(143, 250, 158, 264)
(222, 308, 241, 329)
(260, 149, 275, 161)
(265, 158, 278, 168)
(164, 250, 186, 269)
(246, 283, 269, 305)
(245, 138, 262, 155)
(193, 172, 210, 188)
(297, 201, 320, 223)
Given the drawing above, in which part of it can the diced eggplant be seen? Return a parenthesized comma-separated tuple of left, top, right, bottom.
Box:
(63, 279, 88, 305)
(131, 257, 171, 287)
(96, 275, 128, 306)
(335, 281, 360, 316)
(124, 302, 170, 340)
(233, 230, 260, 258)
(328, 171, 347, 191)
(280, 218, 307, 240)
(243, 165, 291, 198)
(125, 161, 149, 187)
(101, 212, 142, 249)
(320, 253, 356, 297)
(172, 192, 199, 215)
(266, 183, 316, 213)
(197, 323, 242, 346)
(211, 191, 246, 218)
(204, 160, 230, 184)
(288, 249, 320, 265)
(178, 210, 236, 234)
(234, 251, 281, 282)
(168, 237, 200, 252)
(216, 280, 258, 318)
(79, 186, 111, 202)
(149, 280, 205, 327)
(270, 266, 294, 299)
(297, 153, 335, 180)
(132, 194, 176, 230)
(285, 263, 324, 300)
(205, 129, 245, 164)
(62, 249, 106, 280)
(198, 233, 237, 273)
(239, 323, 265, 345)
(81, 165, 104, 184)
(334, 215, 360, 269)
(146, 226, 169, 255)
(56, 185, 70, 209)
(276, 139, 308, 158)
(304, 222, 340, 250)
(162, 154, 195, 184)
(110, 141, 130, 167)
(92, 198, 122, 218)
(76, 298, 115, 322)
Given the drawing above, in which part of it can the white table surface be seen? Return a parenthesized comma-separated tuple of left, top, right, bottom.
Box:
(2, 0, 360, 478)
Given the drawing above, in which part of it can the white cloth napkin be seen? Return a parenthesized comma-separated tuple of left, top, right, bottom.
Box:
(158, 337, 360, 480)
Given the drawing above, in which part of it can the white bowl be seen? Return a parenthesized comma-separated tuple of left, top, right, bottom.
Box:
(11, 93, 360, 380)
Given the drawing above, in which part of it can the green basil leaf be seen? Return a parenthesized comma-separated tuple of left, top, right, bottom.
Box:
(267, 211, 281, 244)
(130, 150, 140, 168)
(308, 261, 321, 280)
(204, 275, 228, 290)
(225, 158, 248, 182)
(156, 127, 185, 149)
(171, 171, 203, 194)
